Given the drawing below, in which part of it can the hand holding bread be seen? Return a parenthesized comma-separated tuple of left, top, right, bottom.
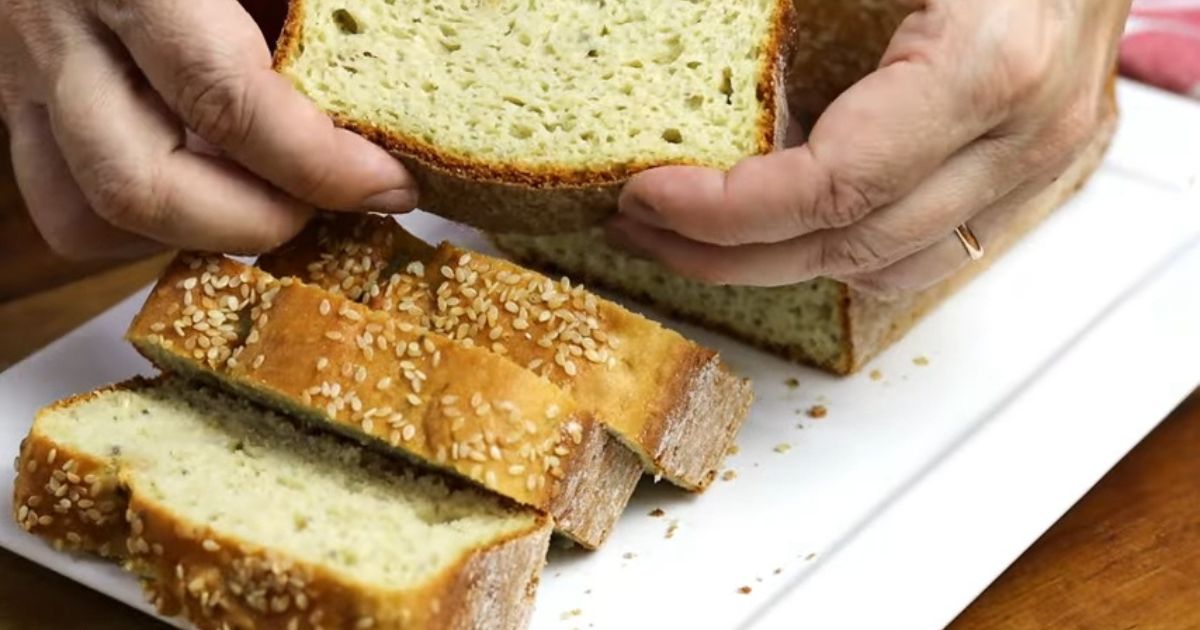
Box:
(0, 0, 417, 259)
(611, 0, 1132, 295)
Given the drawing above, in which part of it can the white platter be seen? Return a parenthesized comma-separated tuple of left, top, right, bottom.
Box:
(1, 79, 1198, 629)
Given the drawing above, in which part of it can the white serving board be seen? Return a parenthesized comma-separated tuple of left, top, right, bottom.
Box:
(1, 79, 1198, 630)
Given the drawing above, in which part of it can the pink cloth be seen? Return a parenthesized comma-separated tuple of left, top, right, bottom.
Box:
(1121, 1, 1200, 98)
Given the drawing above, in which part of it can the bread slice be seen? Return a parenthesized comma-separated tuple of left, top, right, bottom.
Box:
(258, 215, 754, 491)
(126, 254, 641, 549)
(492, 105, 1119, 374)
(13, 377, 551, 630)
(271, 0, 794, 233)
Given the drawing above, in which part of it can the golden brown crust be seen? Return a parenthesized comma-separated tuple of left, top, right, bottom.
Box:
(126, 254, 638, 548)
(271, 0, 793, 233)
(14, 378, 554, 630)
(259, 215, 755, 491)
(12, 380, 139, 561)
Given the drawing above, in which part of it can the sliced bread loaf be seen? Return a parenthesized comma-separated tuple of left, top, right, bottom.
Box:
(13, 377, 551, 630)
(271, 0, 794, 233)
(126, 254, 641, 548)
(492, 108, 1119, 374)
(258, 215, 754, 491)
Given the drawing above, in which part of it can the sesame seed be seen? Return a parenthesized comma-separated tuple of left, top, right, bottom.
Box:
(252, 355, 265, 370)
(317, 357, 329, 371)
(319, 299, 331, 315)
(202, 539, 220, 552)
(402, 425, 416, 441)
(325, 331, 343, 341)
(406, 394, 422, 406)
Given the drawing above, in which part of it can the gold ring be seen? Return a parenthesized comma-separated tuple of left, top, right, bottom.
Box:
(954, 224, 984, 261)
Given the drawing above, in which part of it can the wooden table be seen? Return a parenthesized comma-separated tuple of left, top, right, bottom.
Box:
(1, 184, 1198, 629)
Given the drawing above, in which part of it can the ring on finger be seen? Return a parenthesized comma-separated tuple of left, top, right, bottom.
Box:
(954, 223, 985, 261)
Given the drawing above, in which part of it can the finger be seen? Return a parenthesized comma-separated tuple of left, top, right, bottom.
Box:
(8, 103, 161, 260)
(94, 0, 417, 212)
(609, 135, 1027, 287)
(841, 164, 1075, 296)
(620, 11, 1004, 247)
(48, 34, 313, 253)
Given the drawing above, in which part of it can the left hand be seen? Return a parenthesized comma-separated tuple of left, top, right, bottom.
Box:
(609, 0, 1130, 296)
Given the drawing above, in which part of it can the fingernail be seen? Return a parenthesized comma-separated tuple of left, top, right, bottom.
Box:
(361, 189, 418, 213)
(604, 216, 655, 260)
(618, 193, 666, 228)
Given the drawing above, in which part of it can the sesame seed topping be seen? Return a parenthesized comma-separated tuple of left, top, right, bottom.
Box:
(202, 539, 220, 552)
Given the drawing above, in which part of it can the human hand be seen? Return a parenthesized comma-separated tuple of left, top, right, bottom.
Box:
(611, 0, 1131, 295)
(0, 0, 417, 259)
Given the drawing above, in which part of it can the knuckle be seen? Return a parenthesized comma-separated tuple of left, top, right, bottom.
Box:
(817, 232, 891, 275)
(178, 67, 254, 149)
(87, 158, 166, 231)
(994, 37, 1052, 104)
(812, 171, 879, 229)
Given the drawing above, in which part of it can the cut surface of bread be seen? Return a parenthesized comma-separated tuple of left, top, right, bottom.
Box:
(13, 378, 551, 630)
(272, 0, 793, 232)
(259, 215, 754, 491)
(494, 103, 1119, 375)
(126, 254, 641, 548)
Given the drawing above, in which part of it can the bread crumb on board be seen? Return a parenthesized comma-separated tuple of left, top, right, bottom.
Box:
(806, 404, 828, 419)
(726, 444, 740, 456)
(738, 586, 753, 594)
(773, 443, 792, 454)
(870, 369, 884, 381)
(665, 520, 680, 539)
(721, 470, 738, 482)
(773, 567, 783, 575)
(784, 377, 800, 389)
(805, 552, 817, 561)
(561, 608, 583, 620)
(648, 508, 666, 517)
(913, 356, 930, 366)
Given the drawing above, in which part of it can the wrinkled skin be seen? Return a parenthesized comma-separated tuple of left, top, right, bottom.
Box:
(613, 0, 1133, 296)
(0, 0, 416, 259)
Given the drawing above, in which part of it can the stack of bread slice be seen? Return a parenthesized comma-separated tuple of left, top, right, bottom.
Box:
(13, 217, 753, 628)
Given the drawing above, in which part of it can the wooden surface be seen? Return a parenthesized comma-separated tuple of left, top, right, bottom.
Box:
(0, 257, 1196, 629)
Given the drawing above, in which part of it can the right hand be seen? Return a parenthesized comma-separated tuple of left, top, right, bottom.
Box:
(0, 0, 418, 259)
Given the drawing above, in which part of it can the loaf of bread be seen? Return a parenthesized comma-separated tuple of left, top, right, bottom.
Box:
(259, 215, 754, 490)
(126, 254, 642, 549)
(271, 0, 794, 233)
(492, 106, 1119, 374)
(13, 377, 551, 630)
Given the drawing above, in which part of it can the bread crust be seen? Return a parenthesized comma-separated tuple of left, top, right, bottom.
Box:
(126, 255, 640, 549)
(260, 216, 755, 491)
(13, 378, 554, 630)
(271, 0, 795, 234)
